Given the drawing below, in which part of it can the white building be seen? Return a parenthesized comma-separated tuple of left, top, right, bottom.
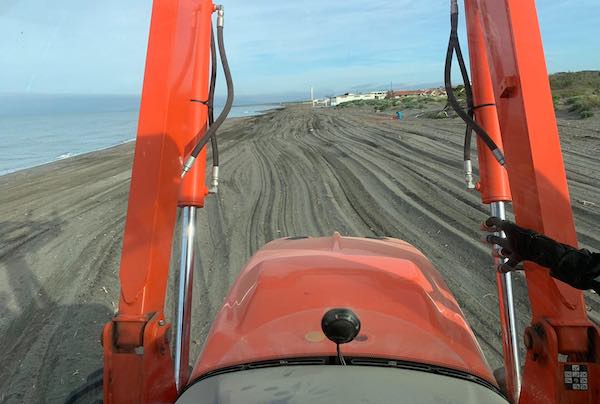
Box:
(330, 91, 387, 107)
(370, 91, 388, 99)
(312, 98, 331, 107)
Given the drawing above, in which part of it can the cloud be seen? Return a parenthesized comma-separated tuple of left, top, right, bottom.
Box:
(223, 0, 450, 96)
(0, 0, 598, 99)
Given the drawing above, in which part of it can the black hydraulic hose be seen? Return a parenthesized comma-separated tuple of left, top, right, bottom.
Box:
(463, 113, 474, 161)
(208, 26, 219, 166)
(463, 117, 474, 160)
(454, 40, 474, 113)
(183, 22, 233, 175)
(454, 40, 475, 162)
(445, 1, 505, 166)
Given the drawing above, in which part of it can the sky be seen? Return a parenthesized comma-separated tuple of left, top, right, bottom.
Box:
(0, 0, 598, 103)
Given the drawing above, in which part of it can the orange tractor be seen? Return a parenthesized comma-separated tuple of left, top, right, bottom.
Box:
(91, 0, 599, 403)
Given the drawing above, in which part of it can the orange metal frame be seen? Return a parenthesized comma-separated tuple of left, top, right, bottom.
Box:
(469, 0, 599, 402)
(103, 0, 599, 403)
(102, 1, 214, 402)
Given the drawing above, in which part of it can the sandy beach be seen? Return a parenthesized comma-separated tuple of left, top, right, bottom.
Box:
(1, 105, 599, 403)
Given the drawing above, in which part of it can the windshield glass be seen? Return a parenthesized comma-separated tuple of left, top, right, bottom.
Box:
(177, 366, 508, 404)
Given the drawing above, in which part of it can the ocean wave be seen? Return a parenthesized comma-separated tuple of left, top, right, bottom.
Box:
(56, 152, 74, 160)
(1, 104, 278, 177)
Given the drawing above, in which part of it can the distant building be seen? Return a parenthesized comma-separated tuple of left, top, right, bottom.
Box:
(313, 98, 331, 107)
(422, 88, 447, 96)
(387, 90, 424, 98)
(329, 88, 445, 107)
(370, 91, 388, 100)
(331, 93, 366, 106)
(387, 88, 447, 99)
(330, 91, 388, 106)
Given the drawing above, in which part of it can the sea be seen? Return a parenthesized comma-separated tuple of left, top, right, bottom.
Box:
(0, 94, 282, 176)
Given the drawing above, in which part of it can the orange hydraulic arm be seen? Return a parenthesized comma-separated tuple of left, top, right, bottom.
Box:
(102, 1, 216, 403)
(466, 0, 600, 403)
(463, 1, 520, 400)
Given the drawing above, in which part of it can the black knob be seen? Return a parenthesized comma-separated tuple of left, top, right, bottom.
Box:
(321, 308, 361, 344)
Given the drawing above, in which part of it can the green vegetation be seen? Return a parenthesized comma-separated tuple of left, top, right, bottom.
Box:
(334, 71, 600, 119)
(336, 95, 445, 113)
(565, 95, 600, 118)
(550, 71, 600, 118)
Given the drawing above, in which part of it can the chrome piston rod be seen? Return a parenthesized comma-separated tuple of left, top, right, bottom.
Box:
(174, 206, 197, 392)
(490, 201, 521, 402)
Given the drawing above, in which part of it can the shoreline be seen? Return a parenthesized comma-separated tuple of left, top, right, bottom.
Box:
(0, 114, 258, 179)
(0, 138, 136, 178)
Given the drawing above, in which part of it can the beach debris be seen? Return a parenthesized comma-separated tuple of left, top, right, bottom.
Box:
(578, 199, 597, 207)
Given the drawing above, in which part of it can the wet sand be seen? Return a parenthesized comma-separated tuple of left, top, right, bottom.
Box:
(1, 105, 599, 403)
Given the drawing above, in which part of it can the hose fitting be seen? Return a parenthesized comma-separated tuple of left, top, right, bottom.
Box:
(216, 5, 224, 27)
(182, 156, 196, 178)
(464, 160, 475, 189)
(209, 166, 219, 194)
(492, 148, 506, 166)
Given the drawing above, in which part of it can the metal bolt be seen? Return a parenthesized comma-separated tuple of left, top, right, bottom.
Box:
(158, 320, 166, 326)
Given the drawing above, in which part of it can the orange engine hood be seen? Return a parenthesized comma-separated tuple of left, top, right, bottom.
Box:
(191, 233, 495, 385)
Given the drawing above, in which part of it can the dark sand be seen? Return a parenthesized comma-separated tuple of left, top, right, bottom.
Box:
(1, 106, 599, 403)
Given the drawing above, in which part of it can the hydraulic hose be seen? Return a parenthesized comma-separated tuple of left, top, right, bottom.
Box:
(208, 26, 218, 167)
(445, 0, 505, 166)
(183, 7, 233, 177)
(454, 40, 475, 163)
(453, 16, 476, 187)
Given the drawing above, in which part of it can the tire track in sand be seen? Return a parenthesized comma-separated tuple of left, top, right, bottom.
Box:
(1, 106, 599, 403)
